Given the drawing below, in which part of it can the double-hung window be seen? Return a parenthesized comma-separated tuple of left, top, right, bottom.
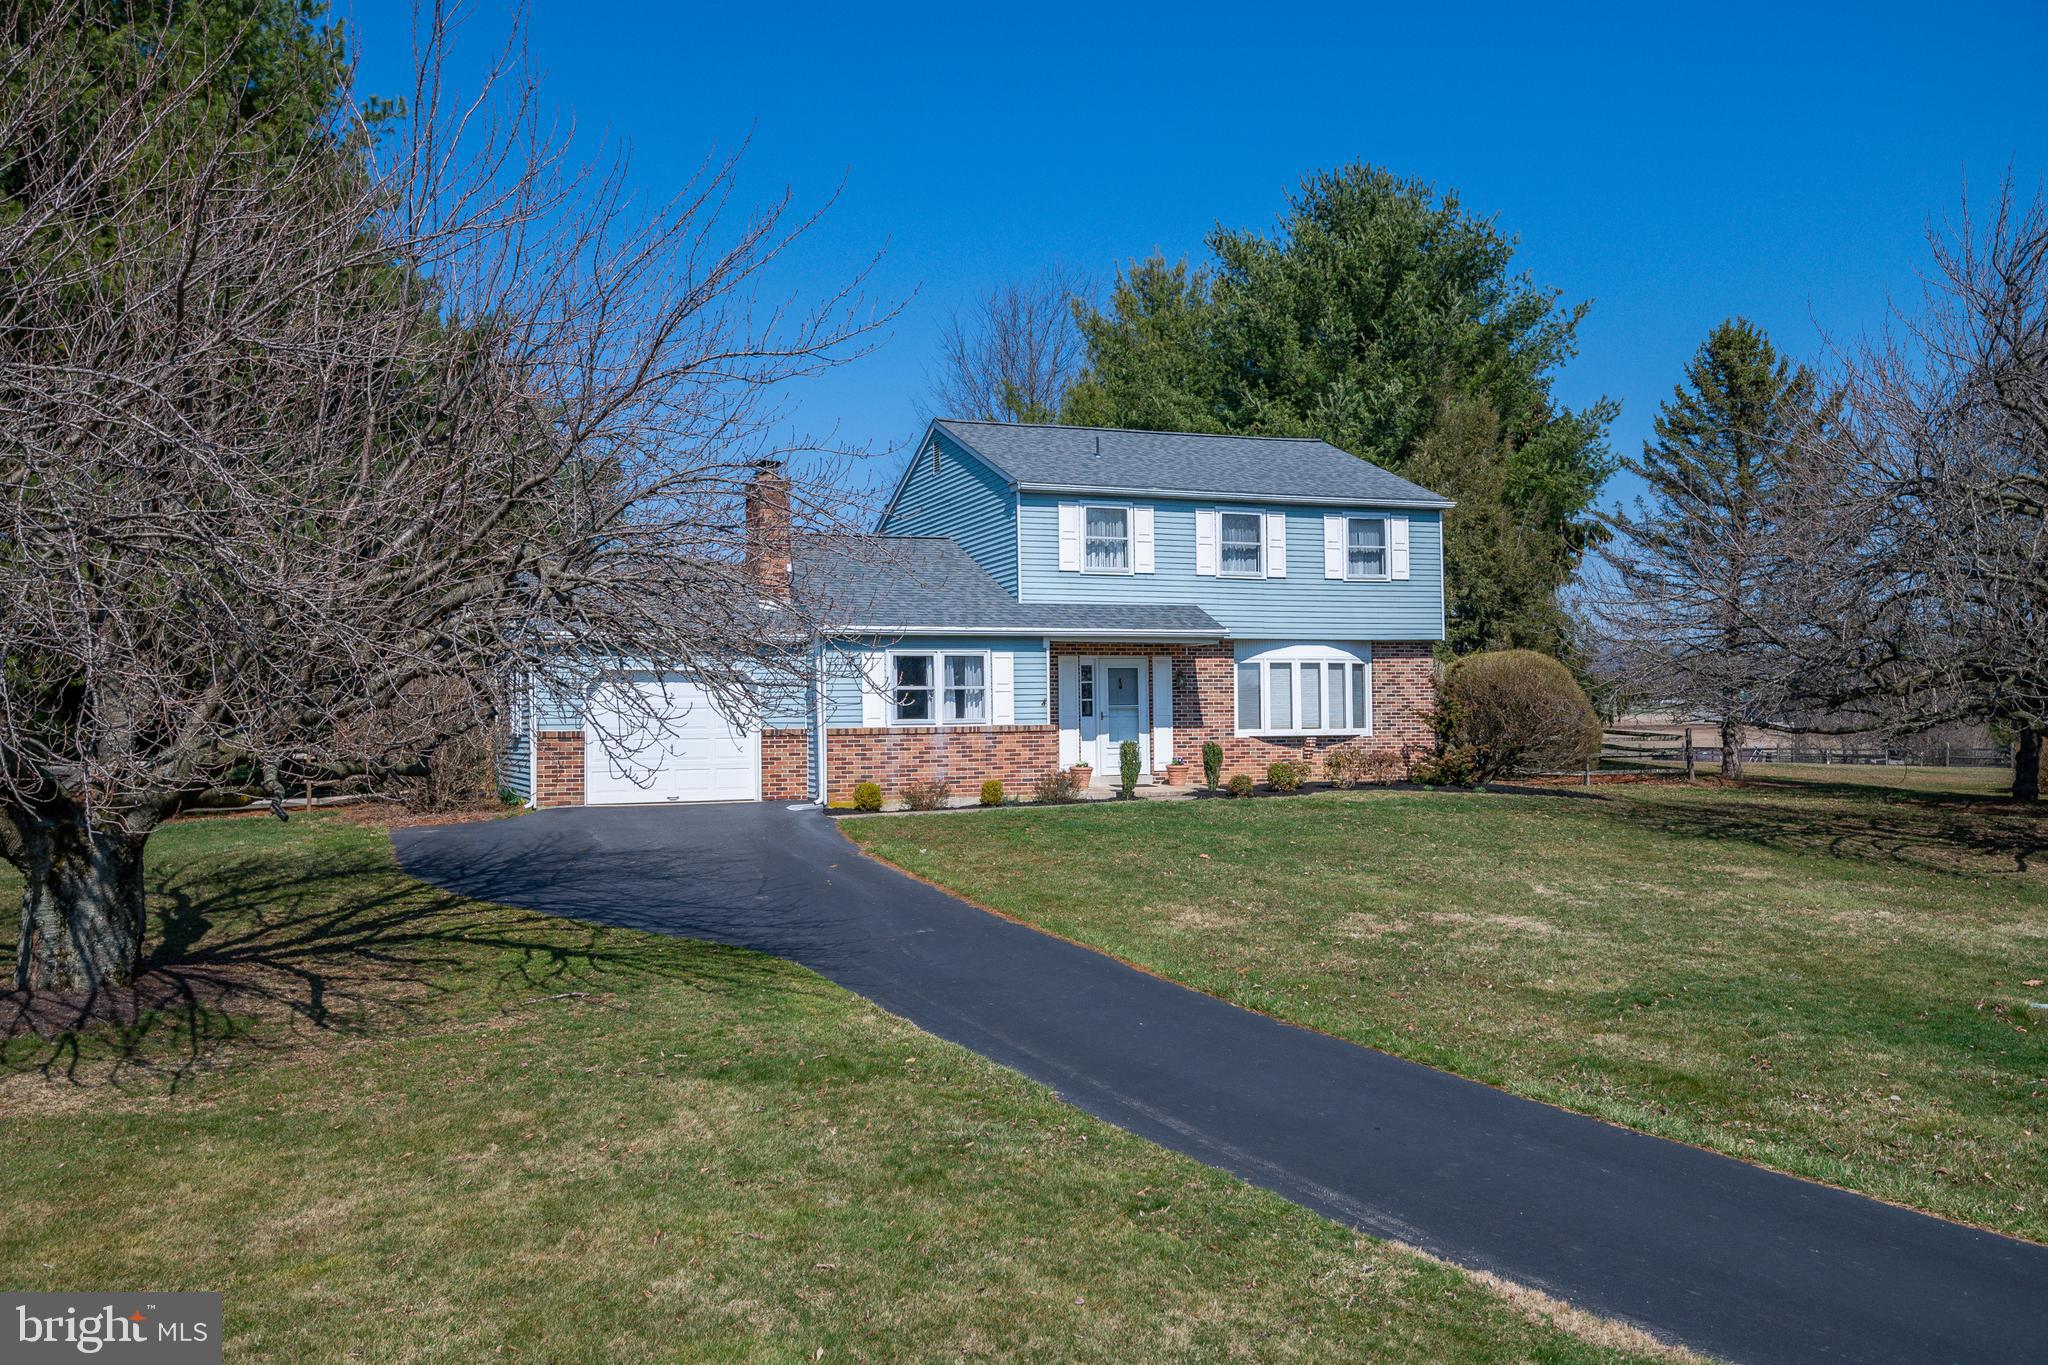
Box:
(1234, 646, 1372, 736)
(1346, 516, 1389, 580)
(1218, 511, 1264, 577)
(1083, 506, 1130, 573)
(892, 651, 989, 725)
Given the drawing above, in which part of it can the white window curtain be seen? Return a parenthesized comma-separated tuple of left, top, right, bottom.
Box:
(1219, 512, 1263, 576)
(944, 654, 987, 723)
(1084, 506, 1130, 571)
(1348, 516, 1388, 579)
(891, 651, 992, 726)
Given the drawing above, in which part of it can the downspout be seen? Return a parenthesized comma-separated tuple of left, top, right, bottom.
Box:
(526, 669, 538, 808)
(812, 645, 830, 805)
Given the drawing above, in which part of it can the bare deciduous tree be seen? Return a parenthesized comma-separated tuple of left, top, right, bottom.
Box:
(0, 2, 890, 990)
(926, 265, 1088, 424)
(1764, 177, 2048, 799)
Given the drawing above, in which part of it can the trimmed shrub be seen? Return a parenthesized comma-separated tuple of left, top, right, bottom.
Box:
(979, 779, 1004, 807)
(1266, 760, 1304, 793)
(1409, 745, 1480, 788)
(1201, 740, 1223, 790)
(851, 780, 884, 812)
(1322, 749, 1363, 789)
(900, 778, 951, 811)
(1432, 649, 1601, 782)
(1118, 740, 1141, 797)
(1363, 749, 1406, 784)
(1032, 767, 1084, 804)
(1226, 772, 1256, 799)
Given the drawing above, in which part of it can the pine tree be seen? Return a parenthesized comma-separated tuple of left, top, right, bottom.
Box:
(1599, 319, 1830, 778)
(1063, 166, 1616, 657)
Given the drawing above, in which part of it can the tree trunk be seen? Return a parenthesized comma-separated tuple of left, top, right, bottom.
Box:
(11, 816, 149, 993)
(1719, 712, 1743, 781)
(2015, 728, 2042, 804)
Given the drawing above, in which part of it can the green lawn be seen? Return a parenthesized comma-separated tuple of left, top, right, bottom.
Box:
(845, 775, 2048, 1244)
(0, 815, 1682, 1363)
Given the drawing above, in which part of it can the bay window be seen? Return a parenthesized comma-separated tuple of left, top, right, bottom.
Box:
(1232, 644, 1373, 736)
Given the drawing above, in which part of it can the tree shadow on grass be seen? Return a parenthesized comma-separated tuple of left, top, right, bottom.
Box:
(1592, 782, 2048, 879)
(0, 829, 792, 1094)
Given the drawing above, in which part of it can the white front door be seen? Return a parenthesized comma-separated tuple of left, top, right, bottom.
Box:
(585, 672, 760, 805)
(1097, 663, 1146, 773)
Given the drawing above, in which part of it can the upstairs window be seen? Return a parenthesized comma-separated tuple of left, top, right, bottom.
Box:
(1219, 512, 1264, 577)
(1347, 516, 1389, 580)
(1084, 506, 1130, 572)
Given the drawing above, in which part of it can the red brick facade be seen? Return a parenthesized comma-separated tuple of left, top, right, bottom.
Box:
(762, 727, 811, 801)
(1045, 640, 1436, 785)
(823, 724, 1059, 806)
(534, 729, 586, 807)
(535, 642, 1437, 807)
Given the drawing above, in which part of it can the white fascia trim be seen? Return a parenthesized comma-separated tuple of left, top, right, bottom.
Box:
(1018, 482, 1454, 511)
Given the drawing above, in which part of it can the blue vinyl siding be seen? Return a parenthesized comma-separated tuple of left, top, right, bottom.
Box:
(497, 725, 532, 800)
(878, 429, 1019, 593)
(1016, 493, 1444, 641)
(822, 635, 1049, 726)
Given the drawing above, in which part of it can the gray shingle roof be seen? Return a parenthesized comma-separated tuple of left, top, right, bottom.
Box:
(934, 419, 1452, 507)
(794, 535, 1223, 636)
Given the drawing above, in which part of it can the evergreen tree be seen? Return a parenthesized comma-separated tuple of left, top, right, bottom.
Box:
(1063, 165, 1616, 656)
(1598, 319, 1830, 777)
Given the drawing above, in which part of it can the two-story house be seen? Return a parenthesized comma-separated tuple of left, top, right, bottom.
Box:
(509, 420, 1452, 807)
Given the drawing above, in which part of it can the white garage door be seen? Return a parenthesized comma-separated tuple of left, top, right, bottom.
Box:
(585, 673, 760, 805)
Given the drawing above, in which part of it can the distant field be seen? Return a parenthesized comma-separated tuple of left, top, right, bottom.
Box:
(849, 771, 2048, 1243)
(1597, 759, 2014, 797)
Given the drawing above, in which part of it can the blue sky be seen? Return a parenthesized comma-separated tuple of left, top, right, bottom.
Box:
(350, 1, 2045, 512)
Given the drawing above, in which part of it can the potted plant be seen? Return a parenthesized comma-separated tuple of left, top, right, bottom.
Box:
(1071, 760, 1094, 788)
(1163, 759, 1190, 787)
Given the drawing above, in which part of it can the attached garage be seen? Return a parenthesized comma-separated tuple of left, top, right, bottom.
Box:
(583, 673, 761, 805)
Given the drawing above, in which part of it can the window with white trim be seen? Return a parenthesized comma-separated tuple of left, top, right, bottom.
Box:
(1233, 645, 1372, 736)
(1218, 511, 1264, 577)
(1346, 515, 1389, 580)
(1078, 664, 1095, 719)
(1083, 505, 1130, 572)
(891, 651, 991, 725)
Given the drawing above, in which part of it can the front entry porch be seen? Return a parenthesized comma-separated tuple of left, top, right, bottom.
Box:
(1056, 651, 1176, 783)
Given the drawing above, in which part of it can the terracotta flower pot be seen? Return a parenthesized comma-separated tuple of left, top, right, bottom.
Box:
(1163, 763, 1190, 787)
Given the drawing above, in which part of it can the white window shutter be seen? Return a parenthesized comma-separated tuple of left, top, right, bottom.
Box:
(1150, 655, 1173, 767)
(1390, 517, 1411, 580)
(1057, 656, 1080, 766)
(859, 650, 888, 727)
(1058, 503, 1082, 572)
(991, 652, 1015, 724)
(1265, 512, 1287, 577)
(1324, 514, 1345, 579)
(1133, 505, 1155, 573)
(1194, 509, 1218, 576)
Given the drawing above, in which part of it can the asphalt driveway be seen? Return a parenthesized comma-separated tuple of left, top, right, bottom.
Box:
(393, 802, 2047, 1364)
